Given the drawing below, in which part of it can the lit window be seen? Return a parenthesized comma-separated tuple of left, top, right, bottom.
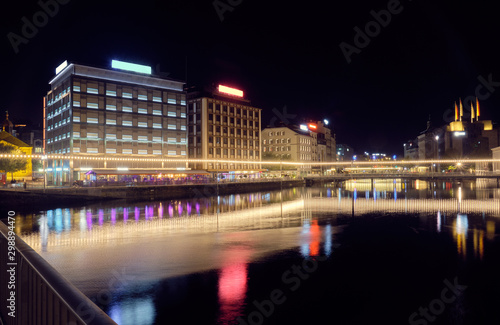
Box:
(168, 150, 176, 155)
(87, 148, 98, 153)
(138, 122, 147, 127)
(138, 94, 147, 101)
(167, 137, 176, 143)
(153, 96, 162, 102)
(73, 85, 81, 92)
(87, 133, 98, 138)
(181, 151, 186, 155)
(153, 150, 162, 155)
(153, 123, 162, 129)
(153, 136, 162, 142)
(73, 147, 80, 153)
(122, 149, 132, 154)
(106, 134, 116, 140)
(167, 124, 176, 130)
(106, 148, 117, 154)
(73, 101, 80, 107)
(122, 120, 132, 126)
(122, 135, 133, 140)
(106, 105, 116, 111)
(106, 90, 117, 97)
(180, 100, 186, 106)
(168, 111, 176, 117)
(138, 135, 148, 141)
(152, 110, 162, 116)
(180, 125, 186, 131)
(122, 92, 132, 98)
(168, 98, 176, 104)
(87, 88, 98, 94)
(180, 138, 186, 143)
(180, 113, 186, 118)
(106, 119, 116, 125)
(138, 108, 148, 114)
(122, 106, 132, 112)
(138, 149, 148, 155)
(73, 131, 80, 138)
(87, 117, 98, 124)
(87, 102, 98, 109)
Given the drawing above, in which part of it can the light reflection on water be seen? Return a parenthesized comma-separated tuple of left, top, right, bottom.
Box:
(11, 180, 500, 324)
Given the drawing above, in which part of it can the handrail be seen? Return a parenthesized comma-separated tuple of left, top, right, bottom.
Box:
(0, 221, 116, 325)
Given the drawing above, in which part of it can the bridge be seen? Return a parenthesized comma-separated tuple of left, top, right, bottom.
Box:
(304, 172, 500, 185)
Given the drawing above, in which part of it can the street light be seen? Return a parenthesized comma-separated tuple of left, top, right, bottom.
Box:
(435, 135, 440, 173)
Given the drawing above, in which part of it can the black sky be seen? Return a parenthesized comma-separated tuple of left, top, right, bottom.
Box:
(2, 0, 500, 156)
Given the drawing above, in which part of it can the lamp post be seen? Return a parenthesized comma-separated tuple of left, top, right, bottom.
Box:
(435, 135, 440, 173)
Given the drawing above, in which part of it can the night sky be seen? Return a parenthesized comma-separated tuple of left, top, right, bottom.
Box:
(2, 0, 500, 156)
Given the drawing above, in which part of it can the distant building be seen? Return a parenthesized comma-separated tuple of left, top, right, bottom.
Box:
(44, 60, 188, 185)
(186, 84, 262, 177)
(443, 99, 497, 158)
(336, 144, 353, 161)
(403, 140, 418, 160)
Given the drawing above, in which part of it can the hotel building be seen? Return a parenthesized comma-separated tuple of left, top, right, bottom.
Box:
(44, 60, 188, 185)
(186, 85, 262, 177)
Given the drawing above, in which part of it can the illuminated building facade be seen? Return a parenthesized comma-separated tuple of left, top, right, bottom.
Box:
(186, 84, 262, 176)
(1, 112, 33, 180)
(44, 60, 188, 185)
(443, 99, 497, 158)
(403, 140, 418, 160)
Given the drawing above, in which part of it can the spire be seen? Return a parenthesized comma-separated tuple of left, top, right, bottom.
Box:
(471, 101, 475, 122)
(459, 98, 463, 121)
(476, 97, 480, 121)
(454, 102, 458, 121)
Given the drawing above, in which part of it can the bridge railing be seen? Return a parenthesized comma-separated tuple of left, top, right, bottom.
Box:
(0, 221, 116, 325)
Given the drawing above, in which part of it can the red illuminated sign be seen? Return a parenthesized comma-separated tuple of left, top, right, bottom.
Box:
(218, 85, 244, 97)
(308, 124, 317, 130)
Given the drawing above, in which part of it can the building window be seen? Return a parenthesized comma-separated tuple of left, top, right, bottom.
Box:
(153, 150, 162, 155)
(138, 149, 148, 155)
(122, 134, 133, 140)
(106, 105, 116, 111)
(73, 85, 81, 92)
(152, 110, 162, 116)
(138, 108, 148, 114)
(106, 119, 116, 125)
(138, 135, 148, 141)
(168, 111, 176, 117)
(87, 132, 98, 138)
(106, 134, 116, 139)
(168, 98, 176, 104)
(73, 116, 80, 122)
(138, 94, 147, 101)
(167, 137, 176, 143)
(87, 102, 99, 109)
(87, 148, 98, 153)
(87, 88, 98, 94)
(73, 101, 80, 107)
(122, 92, 132, 99)
(153, 123, 162, 129)
(167, 124, 176, 130)
(106, 148, 117, 154)
(87, 117, 98, 124)
(73, 147, 80, 153)
(138, 122, 147, 128)
(122, 120, 132, 126)
(122, 106, 132, 112)
(122, 149, 132, 154)
(153, 96, 162, 102)
(153, 136, 162, 142)
(106, 90, 117, 97)
(168, 150, 176, 155)
(73, 131, 80, 138)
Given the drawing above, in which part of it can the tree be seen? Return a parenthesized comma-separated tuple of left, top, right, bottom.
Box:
(0, 143, 28, 181)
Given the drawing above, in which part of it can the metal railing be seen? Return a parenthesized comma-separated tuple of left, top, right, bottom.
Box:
(0, 221, 116, 325)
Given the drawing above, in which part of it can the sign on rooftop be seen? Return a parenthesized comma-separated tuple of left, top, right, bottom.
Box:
(111, 60, 152, 75)
(218, 85, 244, 97)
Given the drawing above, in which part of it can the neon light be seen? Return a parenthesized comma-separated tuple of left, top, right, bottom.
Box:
(218, 85, 243, 97)
(55, 60, 68, 75)
(111, 60, 152, 74)
(300, 124, 308, 131)
(308, 124, 317, 130)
